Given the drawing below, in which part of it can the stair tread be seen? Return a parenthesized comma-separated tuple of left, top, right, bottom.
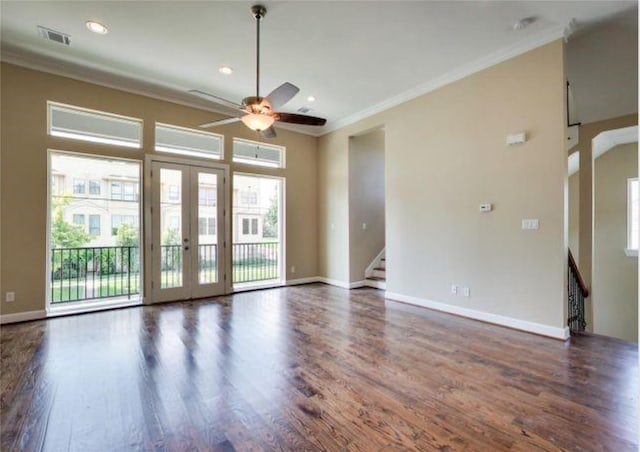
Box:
(373, 267, 386, 271)
(366, 276, 386, 281)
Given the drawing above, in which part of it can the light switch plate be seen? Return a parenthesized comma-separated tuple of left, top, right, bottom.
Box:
(521, 219, 539, 230)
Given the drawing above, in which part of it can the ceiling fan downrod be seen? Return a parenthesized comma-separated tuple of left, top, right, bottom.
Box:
(251, 5, 267, 99)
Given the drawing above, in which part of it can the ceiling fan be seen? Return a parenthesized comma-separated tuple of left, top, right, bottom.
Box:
(189, 4, 326, 138)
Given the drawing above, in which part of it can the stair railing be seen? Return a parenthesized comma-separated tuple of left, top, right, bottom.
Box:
(567, 249, 588, 332)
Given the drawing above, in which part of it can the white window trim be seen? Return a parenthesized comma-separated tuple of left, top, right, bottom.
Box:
(626, 177, 638, 257)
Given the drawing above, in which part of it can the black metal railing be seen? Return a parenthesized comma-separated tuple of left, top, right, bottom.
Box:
(51, 246, 140, 303)
(568, 249, 588, 332)
(199, 243, 218, 284)
(160, 244, 182, 288)
(232, 242, 279, 283)
(160, 244, 219, 287)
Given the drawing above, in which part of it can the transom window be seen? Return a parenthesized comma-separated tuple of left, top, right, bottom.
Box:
(233, 138, 285, 168)
(155, 123, 223, 160)
(48, 102, 142, 148)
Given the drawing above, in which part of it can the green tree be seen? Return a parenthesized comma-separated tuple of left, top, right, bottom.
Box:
(115, 223, 139, 247)
(50, 195, 91, 279)
(162, 227, 181, 245)
(262, 194, 278, 239)
(51, 195, 90, 248)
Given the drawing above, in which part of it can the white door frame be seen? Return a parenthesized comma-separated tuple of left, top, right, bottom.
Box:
(144, 155, 231, 303)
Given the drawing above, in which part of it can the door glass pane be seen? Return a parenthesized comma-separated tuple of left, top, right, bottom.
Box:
(198, 172, 218, 283)
(160, 169, 183, 288)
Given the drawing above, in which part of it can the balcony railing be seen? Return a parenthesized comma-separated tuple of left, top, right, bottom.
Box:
(51, 241, 281, 303)
(51, 246, 140, 304)
(233, 242, 279, 284)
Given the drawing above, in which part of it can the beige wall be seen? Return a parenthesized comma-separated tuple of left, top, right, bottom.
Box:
(319, 41, 567, 329)
(348, 129, 385, 282)
(593, 143, 638, 342)
(569, 172, 580, 261)
(0, 63, 318, 316)
(569, 114, 638, 331)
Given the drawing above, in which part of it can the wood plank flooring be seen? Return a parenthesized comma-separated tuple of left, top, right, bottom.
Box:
(1, 284, 637, 451)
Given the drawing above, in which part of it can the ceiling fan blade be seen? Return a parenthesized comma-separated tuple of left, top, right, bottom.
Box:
(264, 82, 299, 110)
(276, 112, 326, 126)
(188, 89, 243, 110)
(199, 117, 242, 128)
(259, 126, 277, 139)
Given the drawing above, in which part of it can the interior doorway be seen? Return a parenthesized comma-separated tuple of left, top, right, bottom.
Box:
(150, 160, 227, 302)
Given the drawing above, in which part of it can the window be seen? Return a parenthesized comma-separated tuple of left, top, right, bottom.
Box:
(89, 180, 101, 195)
(111, 182, 122, 200)
(251, 218, 258, 235)
(232, 138, 285, 168)
(155, 123, 223, 159)
(51, 174, 65, 195)
(73, 178, 85, 194)
(240, 191, 258, 205)
(627, 178, 639, 256)
(198, 217, 216, 235)
(112, 214, 137, 235)
(73, 214, 85, 225)
(111, 181, 137, 201)
(48, 102, 142, 148)
(89, 215, 101, 235)
(199, 187, 216, 206)
(242, 218, 250, 235)
(168, 185, 179, 201)
(123, 183, 136, 201)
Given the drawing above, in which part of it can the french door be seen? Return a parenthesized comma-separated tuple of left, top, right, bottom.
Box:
(151, 161, 226, 302)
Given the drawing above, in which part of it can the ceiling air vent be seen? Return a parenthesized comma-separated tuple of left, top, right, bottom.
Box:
(297, 106, 313, 114)
(37, 26, 71, 45)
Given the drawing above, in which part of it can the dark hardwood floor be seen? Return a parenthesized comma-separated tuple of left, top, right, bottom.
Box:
(1, 284, 637, 451)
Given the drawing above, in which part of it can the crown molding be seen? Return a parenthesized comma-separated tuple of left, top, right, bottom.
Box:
(321, 26, 566, 135)
(3, 26, 565, 139)
(0, 44, 319, 137)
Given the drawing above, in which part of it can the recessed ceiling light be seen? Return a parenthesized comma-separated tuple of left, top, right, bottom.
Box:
(307, 95, 316, 102)
(86, 20, 108, 35)
(512, 17, 536, 31)
(219, 65, 234, 75)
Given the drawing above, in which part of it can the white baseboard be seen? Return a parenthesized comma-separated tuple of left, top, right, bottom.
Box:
(0, 310, 47, 325)
(364, 279, 386, 290)
(317, 277, 368, 289)
(385, 291, 570, 341)
(286, 277, 322, 286)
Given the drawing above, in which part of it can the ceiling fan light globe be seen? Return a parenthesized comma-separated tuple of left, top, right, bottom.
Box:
(241, 113, 275, 132)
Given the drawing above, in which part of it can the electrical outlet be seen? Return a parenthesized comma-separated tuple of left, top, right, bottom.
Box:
(462, 287, 470, 297)
(5, 292, 15, 302)
(450, 285, 458, 295)
(291, 265, 296, 273)
(362, 222, 367, 230)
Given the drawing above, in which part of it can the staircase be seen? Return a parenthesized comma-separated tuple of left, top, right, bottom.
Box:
(364, 252, 386, 290)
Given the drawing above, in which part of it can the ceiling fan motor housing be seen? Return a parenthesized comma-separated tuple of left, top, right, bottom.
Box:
(251, 5, 267, 19)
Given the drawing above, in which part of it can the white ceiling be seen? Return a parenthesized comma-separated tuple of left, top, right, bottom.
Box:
(1, 1, 636, 135)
